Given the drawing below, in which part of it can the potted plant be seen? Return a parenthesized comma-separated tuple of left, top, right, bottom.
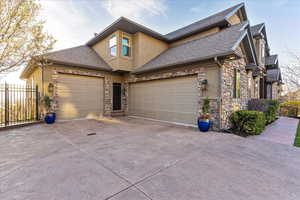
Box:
(198, 97, 212, 132)
(43, 95, 56, 124)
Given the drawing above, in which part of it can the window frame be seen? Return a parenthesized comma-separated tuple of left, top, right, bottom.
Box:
(109, 34, 117, 57)
(233, 69, 241, 99)
(121, 36, 131, 57)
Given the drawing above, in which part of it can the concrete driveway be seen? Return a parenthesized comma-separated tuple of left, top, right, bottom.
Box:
(1, 117, 300, 200)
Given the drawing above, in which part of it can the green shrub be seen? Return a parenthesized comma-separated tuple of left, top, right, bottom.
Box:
(248, 99, 279, 124)
(231, 110, 266, 135)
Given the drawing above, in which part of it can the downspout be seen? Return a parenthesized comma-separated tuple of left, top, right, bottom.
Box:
(214, 57, 223, 131)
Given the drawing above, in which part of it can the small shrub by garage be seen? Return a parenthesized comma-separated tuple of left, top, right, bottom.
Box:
(231, 110, 266, 135)
(248, 99, 279, 124)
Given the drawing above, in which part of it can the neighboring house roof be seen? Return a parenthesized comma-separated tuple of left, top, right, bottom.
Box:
(265, 54, 278, 66)
(266, 68, 281, 82)
(165, 3, 247, 41)
(134, 22, 252, 74)
(86, 3, 246, 46)
(250, 23, 270, 56)
(245, 63, 259, 71)
(250, 23, 264, 37)
(45, 45, 112, 71)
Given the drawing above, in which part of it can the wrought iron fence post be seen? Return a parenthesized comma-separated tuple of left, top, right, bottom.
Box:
(36, 85, 39, 120)
(4, 82, 9, 126)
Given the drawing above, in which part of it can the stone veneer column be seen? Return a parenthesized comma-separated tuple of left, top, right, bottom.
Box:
(220, 58, 248, 129)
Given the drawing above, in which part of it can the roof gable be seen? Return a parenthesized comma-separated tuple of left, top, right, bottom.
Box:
(86, 3, 247, 46)
(165, 3, 247, 41)
(134, 22, 253, 74)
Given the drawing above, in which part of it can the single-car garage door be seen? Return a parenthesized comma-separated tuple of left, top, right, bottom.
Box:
(57, 74, 104, 120)
(129, 76, 198, 125)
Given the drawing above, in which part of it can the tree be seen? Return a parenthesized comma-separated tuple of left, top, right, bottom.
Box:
(0, 0, 55, 77)
(282, 51, 300, 92)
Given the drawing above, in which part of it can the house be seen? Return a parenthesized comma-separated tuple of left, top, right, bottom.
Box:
(20, 3, 282, 130)
(282, 89, 300, 101)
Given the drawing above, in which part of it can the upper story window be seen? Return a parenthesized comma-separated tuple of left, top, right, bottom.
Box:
(233, 69, 241, 98)
(109, 35, 117, 56)
(122, 37, 131, 57)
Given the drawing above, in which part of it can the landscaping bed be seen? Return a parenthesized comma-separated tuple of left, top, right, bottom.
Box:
(230, 99, 279, 136)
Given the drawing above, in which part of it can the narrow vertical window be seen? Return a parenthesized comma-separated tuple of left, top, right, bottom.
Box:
(109, 35, 117, 56)
(122, 37, 130, 56)
(233, 69, 241, 98)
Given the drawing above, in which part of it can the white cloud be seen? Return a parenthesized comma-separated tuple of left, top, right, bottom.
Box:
(100, 0, 167, 21)
(39, 0, 100, 50)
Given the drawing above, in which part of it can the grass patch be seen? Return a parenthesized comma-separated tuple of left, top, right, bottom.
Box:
(294, 121, 300, 147)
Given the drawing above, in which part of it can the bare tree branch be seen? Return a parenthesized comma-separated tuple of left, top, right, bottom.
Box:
(0, 0, 56, 76)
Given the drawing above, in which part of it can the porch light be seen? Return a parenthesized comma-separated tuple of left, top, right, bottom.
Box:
(201, 79, 208, 91)
(228, 55, 236, 60)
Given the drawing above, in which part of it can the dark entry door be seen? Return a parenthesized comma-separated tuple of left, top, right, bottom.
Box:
(113, 83, 122, 110)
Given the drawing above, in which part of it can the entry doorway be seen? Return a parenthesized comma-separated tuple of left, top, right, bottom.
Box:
(113, 83, 122, 111)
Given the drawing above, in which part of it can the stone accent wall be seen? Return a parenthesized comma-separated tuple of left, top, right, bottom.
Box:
(272, 82, 279, 100)
(50, 66, 114, 116)
(220, 58, 248, 129)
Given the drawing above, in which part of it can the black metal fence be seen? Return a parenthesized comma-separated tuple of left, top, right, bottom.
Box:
(0, 83, 40, 127)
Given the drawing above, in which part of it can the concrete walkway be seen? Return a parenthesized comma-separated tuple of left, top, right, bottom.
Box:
(252, 117, 299, 146)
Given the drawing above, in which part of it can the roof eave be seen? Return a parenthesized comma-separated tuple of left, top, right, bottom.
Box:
(47, 59, 113, 72)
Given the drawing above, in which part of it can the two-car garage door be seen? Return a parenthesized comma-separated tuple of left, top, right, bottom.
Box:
(57, 74, 103, 120)
(129, 76, 198, 125)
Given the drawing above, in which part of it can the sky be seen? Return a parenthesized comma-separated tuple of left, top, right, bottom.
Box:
(3, 0, 300, 83)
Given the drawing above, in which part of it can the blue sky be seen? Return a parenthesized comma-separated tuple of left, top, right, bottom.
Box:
(3, 0, 300, 83)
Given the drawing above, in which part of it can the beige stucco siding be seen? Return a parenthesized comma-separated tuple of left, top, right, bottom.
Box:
(133, 32, 168, 69)
(204, 65, 220, 98)
(169, 27, 220, 47)
(227, 14, 241, 25)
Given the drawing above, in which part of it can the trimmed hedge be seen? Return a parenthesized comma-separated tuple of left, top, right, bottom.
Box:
(248, 99, 279, 124)
(231, 110, 266, 135)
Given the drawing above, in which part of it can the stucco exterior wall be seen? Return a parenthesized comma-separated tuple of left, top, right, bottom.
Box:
(227, 14, 242, 25)
(169, 27, 220, 47)
(132, 32, 168, 69)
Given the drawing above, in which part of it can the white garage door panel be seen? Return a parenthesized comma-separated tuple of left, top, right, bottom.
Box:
(57, 74, 103, 120)
(129, 76, 198, 125)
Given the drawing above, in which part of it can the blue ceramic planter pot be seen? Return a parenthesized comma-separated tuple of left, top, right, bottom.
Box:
(45, 113, 56, 124)
(198, 120, 211, 132)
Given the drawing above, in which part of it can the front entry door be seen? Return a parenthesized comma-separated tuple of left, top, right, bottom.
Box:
(113, 83, 122, 110)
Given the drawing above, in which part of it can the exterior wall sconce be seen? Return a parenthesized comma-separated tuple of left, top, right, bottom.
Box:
(228, 55, 236, 60)
(122, 87, 126, 96)
(201, 79, 208, 91)
(48, 83, 54, 94)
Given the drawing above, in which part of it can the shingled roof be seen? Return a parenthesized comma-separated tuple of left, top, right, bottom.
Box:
(45, 45, 112, 71)
(265, 55, 278, 66)
(165, 3, 246, 41)
(134, 22, 251, 74)
(266, 68, 281, 82)
(250, 23, 265, 37)
(87, 3, 246, 45)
